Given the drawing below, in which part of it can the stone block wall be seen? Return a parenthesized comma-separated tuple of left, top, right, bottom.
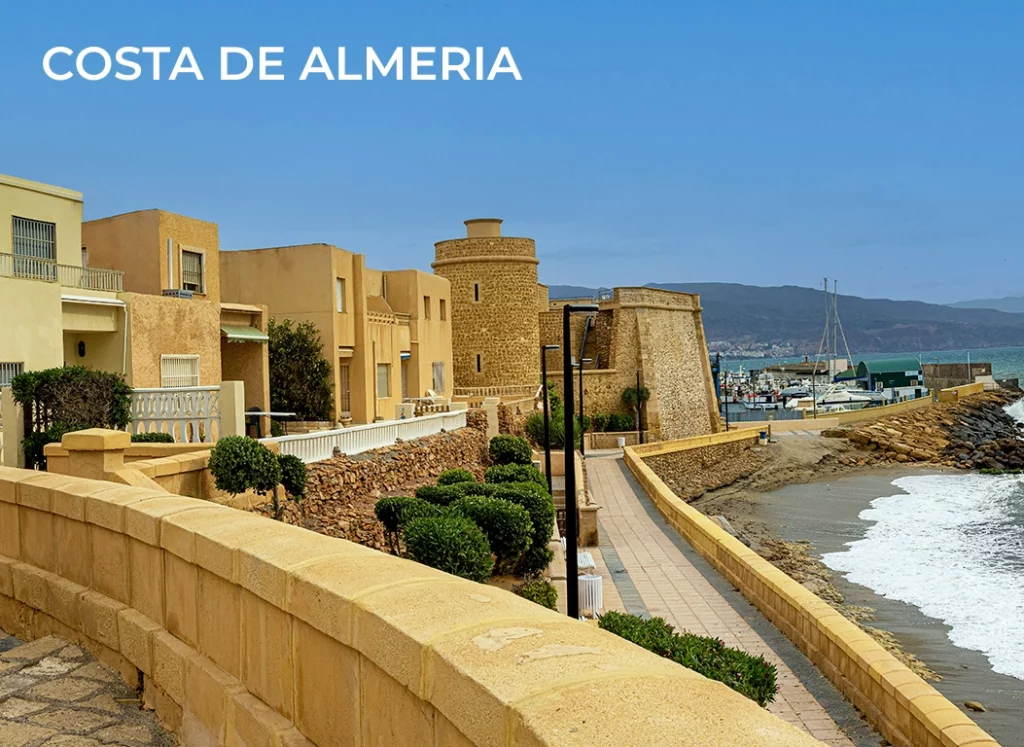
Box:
(643, 436, 768, 502)
(0, 462, 829, 747)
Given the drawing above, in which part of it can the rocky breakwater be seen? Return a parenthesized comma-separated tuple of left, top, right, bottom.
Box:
(257, 410, 490, 550)
(840, 390, 1024, 469)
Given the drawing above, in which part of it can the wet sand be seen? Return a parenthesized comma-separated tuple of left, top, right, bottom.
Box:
(756, 470, 1024, 747)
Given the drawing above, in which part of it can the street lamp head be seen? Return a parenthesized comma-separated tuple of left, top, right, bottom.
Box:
(542, 344, 560, 352)
(565, 303, 600, 314)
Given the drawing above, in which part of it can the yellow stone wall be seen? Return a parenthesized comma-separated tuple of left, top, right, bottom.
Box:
(0, 173, 84, 267)
(624, 436, 999, 747)
(433, 220, 540, 396)
(0, 451, 828, 747)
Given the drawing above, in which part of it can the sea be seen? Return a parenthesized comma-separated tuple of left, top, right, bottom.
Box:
(822, 398, 1024, 684)
(722, 344, 1024, 383)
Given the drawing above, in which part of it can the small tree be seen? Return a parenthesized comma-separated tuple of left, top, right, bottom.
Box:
(268, 318, 333, 421)
(207, 436, 300, 518)
(622, 385, 650, 430)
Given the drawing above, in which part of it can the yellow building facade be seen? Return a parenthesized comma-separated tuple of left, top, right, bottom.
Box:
(220, 244, 453, 424)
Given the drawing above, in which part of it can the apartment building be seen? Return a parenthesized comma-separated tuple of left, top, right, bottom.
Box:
(220, 244, 452, 424)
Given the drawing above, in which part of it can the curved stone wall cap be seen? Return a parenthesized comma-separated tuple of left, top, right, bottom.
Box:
(61, 428, 131, 451)
(464, 217, 503, 225)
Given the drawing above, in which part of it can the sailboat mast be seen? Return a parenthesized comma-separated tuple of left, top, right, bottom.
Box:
(824, 277, 830, 379)
(833, 280, 839, 374)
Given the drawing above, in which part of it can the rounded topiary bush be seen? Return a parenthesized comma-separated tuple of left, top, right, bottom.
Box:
(485, 463, 547, 489)
(131, 431, 175, 443)
(208, 436, 281, 496)
(414, 483, 467, 507)
(514, 578, 558, 610)
(403, 515, 493, 582)
(489, 434, 533, 466)
(277, 453, 307, 498)
(449, 496, 533, 569)
(374, 496, 442, 534)
(492, 482, 556, 576)
(456, 482, 499, 498)
(437, 468, 476, 486)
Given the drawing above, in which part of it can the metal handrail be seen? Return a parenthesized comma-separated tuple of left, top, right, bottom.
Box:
(0, 253, 124, 292)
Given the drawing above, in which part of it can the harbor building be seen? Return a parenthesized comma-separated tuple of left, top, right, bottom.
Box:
(836, 358, 926, 400)
(221, 244, 452, 424)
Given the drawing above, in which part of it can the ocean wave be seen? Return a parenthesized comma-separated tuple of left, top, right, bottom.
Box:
(822, 473, 1024, 681)
(1004, 397, 1024, 428)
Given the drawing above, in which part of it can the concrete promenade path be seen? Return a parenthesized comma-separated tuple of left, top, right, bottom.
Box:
(0, 630, 176, 747)
(587, 453, 863, 747)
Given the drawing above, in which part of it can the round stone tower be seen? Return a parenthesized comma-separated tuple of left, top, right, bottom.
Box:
(433, 218, 540, 395)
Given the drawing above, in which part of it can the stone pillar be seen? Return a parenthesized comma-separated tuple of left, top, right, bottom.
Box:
(1, 387, 24, 468)
(219, 380, 246, 438)
(61, 429, 130, 481)
(482, 397, 500, 441)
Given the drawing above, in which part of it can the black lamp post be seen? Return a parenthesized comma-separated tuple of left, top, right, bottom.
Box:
(636, 369, 645, 445)
(540, 344, 559, 491)
(563, 303, 599, 619)
(576, 357, 592, 458)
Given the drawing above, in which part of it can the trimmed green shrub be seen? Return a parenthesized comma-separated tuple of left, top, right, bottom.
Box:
(513, 578, 558, 610)
(492, 483, 555, 576)
(374, 496, 442, 534)
(598, 611, 778, 706)
(450, 496, 533, 569)
(404, 515, 493, 582)
(131, 431, 175, 443)
(208, 436, 281, 496)
(591, 413, 610, 432)
(607, 413, 635, 432)
(484, 463, 547, 488)
(414, 483, 467, 507)
(278, 454, 307, 499)
(524, 408, 582, 450)
(456, 482, 500, 498)
(270, 419, 285, 438)
(437, 468, 476, 486)
(489, 434, 532, 466)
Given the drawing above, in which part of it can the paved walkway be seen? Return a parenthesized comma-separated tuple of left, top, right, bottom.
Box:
(0, 630, 176, 747)
(588, 454, 859, 746)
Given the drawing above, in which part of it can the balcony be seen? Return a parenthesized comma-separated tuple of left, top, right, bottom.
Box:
(0, 253, 123, 292)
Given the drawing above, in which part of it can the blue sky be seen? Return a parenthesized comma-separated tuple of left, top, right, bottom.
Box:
(1, 1, 1021, 304)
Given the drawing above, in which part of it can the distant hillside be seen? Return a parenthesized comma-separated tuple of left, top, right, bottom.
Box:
(547, 283, 1024, 354)
(949, 296, 1024, 314)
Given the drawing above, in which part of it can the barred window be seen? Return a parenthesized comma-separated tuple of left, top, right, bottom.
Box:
(160, 355, 200, 388)
(181, 250, 204, 293)
(0, 362, 24, 388)
(12, 217, 56, 261)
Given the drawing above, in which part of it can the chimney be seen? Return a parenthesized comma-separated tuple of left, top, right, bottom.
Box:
(464, 218, 502, 238)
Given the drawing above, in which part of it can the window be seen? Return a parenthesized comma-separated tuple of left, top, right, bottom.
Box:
(476, 354, 482, 373)
(432, 361, 446, 392)
(0, 362, 24, 388)
(339, 363, 351, 417)
(336, 278, 346, 312)
(473, 283, 480, 302)
(160, 355, 200, 388)
(376, 363, 391, 398)
(12, 217, 56, 261)
(439, 299, 447, 321)
(423, 295, 431, 320)
(181, 250, 204, 293)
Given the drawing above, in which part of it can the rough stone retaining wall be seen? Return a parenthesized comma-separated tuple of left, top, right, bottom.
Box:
(624, 439, 999, 747)
(641, 430, 767, 502)
(0, 464, 827, 747)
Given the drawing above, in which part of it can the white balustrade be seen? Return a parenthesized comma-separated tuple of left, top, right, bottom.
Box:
(131, 386, 221, 443)
(262, 410, 468, 463)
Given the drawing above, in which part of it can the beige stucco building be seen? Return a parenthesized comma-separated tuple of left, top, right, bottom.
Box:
(221, 244, 453, 424)
(434, 217, 720, 440)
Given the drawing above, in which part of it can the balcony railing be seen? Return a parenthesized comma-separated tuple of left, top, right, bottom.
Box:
(0, 253, 124, 292)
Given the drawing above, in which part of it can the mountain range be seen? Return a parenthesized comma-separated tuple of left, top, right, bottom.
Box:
(948, 296, 1024, 314)
(546, 283, 1024, 354)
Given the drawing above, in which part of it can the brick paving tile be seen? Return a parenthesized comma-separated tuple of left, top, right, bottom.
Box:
(587, 455, 857, 745)
(0, 631, 176, 747)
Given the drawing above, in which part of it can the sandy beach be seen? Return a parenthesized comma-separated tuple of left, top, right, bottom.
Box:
(698, 455, 1023, 746)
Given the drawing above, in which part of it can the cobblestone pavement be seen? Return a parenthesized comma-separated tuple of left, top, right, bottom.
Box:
(0, 630, 176, 747)
(588, 454, 861, 747)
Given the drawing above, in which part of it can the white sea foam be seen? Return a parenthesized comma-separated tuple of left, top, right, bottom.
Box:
(822, 473, 1024, 681)
(1004, 397, 1024, 428)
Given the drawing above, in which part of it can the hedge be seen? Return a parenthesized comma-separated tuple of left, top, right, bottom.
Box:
(414, 483, 468, 507)
(513, 578, 558, 610)
(131, 431, 175, 443)
(492, 482, 555, 576)
(489, 434, 532, 465)
(598, 611, 778, 706)
(484, 463, 547, 488)
(404, 515, 493, 582)
(449, 496, 533, 569)
(374, 496, 442, 534)
(437, 468, 476, 486)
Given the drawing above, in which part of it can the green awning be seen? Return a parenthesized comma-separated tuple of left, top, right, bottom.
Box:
(221, 325, 269, 343)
